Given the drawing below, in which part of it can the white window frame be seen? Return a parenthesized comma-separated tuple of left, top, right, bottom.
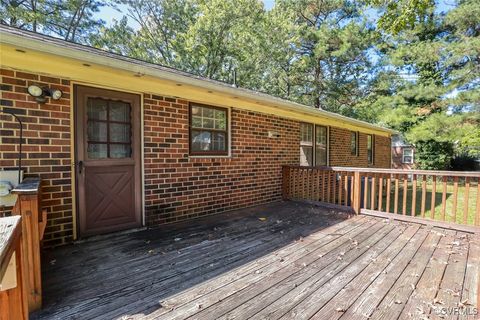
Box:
(402, 148, 414, 164)
(300, 123, 329, 166)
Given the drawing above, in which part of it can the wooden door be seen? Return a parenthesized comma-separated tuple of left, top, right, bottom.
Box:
(75, 85, 142, 237)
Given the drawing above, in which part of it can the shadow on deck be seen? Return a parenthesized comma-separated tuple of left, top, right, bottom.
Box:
(32, 201, 479, 320)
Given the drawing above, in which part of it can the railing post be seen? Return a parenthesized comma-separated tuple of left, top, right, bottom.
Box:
(353, 171, 361, 215)
(282, 166, 290, 200)
(11, 178, 44, 312)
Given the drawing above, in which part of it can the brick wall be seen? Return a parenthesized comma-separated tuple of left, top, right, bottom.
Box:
(0, 69, 73, 247)
(1, 68, 391, 246)
(329, 127, 391, 168)
(143, 95, 299, 225)
(392, 146, 414, 170)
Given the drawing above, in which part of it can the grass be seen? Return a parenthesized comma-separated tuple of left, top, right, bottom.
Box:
(362, 179, 479, 226)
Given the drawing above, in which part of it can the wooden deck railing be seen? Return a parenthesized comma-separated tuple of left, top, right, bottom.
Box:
(282, 166, 480, 230)
(11, 178, 45, 313)
(0, 215, 28, 320)
(0, 177, 45, 319)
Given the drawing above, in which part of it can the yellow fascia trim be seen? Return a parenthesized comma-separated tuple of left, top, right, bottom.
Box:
(0, 43, 391, 137)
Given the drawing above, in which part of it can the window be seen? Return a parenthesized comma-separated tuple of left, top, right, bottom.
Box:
(402, 148, 414, 164)
(350, 131, 358, 156)
(190, 103, 228, 155)
(300, 123, 328, 166)
(300, 123, 313, 166)
(315, 125, 328, 166)
(86, 98, 132, 159)
(367, 134, 374, 164)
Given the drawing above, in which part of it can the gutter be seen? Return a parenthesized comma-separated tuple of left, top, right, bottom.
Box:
(0, 25, 396, 134)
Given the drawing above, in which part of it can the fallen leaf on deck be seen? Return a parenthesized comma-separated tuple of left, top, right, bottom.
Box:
(258, 217, 267, 221)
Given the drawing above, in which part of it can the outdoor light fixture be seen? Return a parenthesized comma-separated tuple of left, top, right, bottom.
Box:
(27, 85, 63, 103)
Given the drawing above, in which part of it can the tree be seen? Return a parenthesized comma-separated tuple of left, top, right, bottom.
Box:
(365, 0, 435, 34)
(0, 0, 105, 43)
(264, 0, 378, 112)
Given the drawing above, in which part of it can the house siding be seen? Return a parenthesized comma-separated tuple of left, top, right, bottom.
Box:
(0, 69, 74, 246)
(329, 127, 391, 167)
(1, 69, 391, 247)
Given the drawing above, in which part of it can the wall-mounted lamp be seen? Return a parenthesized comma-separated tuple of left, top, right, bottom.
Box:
(27, 85, 62, 103)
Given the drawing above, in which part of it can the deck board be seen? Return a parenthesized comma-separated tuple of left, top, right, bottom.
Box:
(31, 201, 479, 320)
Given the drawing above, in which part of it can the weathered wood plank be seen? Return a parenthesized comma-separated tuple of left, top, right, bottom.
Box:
(35, 203, 351, 319)
(119, 221, 373, 319)
(192, 220, 397, 320)
(311, 224, 421, 320)
(339, 226, 431, 320)
(237, 220, 398, 320)
(143, 217, 372, 320)
(279, 222, 403, 320)
(429, 232, 469, 320)
(0, 216, 21, 280)
(398, 229, 456, 319)
(459, 235, 479, 320)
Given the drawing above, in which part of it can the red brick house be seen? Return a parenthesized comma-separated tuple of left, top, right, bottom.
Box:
(391, 134, 415, 170)
(0, 26, 394, 247)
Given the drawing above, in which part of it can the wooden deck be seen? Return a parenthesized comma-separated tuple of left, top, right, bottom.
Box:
(32, 201, 479, 320)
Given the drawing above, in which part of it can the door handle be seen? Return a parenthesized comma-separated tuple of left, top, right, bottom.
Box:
(78, 161, 84, 174)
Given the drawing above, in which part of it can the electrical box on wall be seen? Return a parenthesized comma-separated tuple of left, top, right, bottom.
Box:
(268, 131, 280, 138)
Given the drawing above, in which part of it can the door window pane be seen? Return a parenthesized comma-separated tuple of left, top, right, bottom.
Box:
(110, 101, 131, 122)
(110, 123, 131, 143)
(87, 121, 107, 142)
(110, 144, 131, 158)
(87, 99, 107, 120)
(87, 143, 108, 159)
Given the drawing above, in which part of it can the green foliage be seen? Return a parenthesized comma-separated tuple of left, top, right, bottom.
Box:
(0, 0, 105, 42)
(414, 140, 454, 170)
(365, 0, 435, 34)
